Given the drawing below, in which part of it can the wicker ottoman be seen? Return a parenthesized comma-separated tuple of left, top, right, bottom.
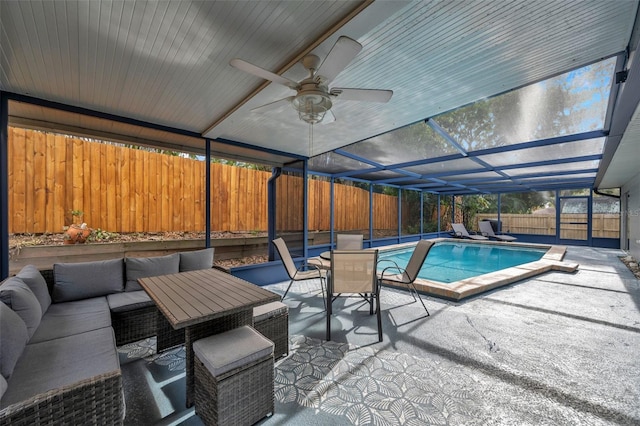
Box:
(253, 301, 289, 359)
(193, 326, 274, 426)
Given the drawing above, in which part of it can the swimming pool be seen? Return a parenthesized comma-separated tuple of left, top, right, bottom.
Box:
(379, 241, 547, 283)
(377, 239, 577, 300)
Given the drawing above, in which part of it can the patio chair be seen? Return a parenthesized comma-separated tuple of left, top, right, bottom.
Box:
(479, 220, 517, 241)
(451, 223, 489, 240)
(378, 239, 433, 315)
(336, 233, 364, 250)
(272, 238, 326, 305)
(327, 249, 381, 342)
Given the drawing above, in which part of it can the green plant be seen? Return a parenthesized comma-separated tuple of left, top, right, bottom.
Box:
(70, 210, 84, 223)
(88, 228, 119, 242)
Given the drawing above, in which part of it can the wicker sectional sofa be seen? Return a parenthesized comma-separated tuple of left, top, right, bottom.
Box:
(0, 248, 213, 425)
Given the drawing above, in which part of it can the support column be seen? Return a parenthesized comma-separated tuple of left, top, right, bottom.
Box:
(205, 139, 211, 248)
(267, 167, 282, 261)
(0, 93, 8, 279)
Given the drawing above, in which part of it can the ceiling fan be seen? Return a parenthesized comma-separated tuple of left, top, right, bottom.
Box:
(230, 36, 393, 125)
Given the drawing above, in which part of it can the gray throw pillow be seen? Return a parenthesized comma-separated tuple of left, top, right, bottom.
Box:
(53, 258, 125, 302)
(16, 264, 52, 313)
(179, 248, 214, 272)
(0, 301, 30, 380)
(0, 277, 42, 338)
(125, 253, 180, 292)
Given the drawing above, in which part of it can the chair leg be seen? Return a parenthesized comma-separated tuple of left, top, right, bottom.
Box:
(326, 292, 332, 341)
(281, 278, 294, 301)
(320, 277, 327, 310)
(410, 283, 429, 316)
(376, 292, 382, 342)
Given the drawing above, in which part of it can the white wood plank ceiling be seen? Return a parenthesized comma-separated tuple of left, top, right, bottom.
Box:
(1, 0, 639, 187)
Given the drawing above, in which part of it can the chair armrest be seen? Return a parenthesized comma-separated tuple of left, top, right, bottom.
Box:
(294, 262, 325, 277)
(379, 261, 409, 283)
(376, 259, 399, 269)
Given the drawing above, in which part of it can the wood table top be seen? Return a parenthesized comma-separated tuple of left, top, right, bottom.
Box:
(138, 268, 280, 329)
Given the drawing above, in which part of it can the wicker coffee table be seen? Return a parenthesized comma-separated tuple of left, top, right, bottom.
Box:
(138, 268, 280, 407)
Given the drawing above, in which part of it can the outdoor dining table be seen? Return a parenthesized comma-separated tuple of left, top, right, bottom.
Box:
(308, 251, 332, 270)
(138, 267, 280, 408)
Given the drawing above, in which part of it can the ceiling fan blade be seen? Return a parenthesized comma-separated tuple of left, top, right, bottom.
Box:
(230, 59, 298, 90)
(316, 36, 362, 84)
(251, 96, 294, 113)
(330, 88, 393, 103)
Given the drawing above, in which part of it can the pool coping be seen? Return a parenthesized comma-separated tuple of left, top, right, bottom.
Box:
(378, 238, 578, 301)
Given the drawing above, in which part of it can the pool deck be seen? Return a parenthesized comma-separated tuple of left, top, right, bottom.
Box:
(380, 238, 578, 301)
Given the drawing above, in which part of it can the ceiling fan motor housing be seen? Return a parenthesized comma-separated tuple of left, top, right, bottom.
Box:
(292, 82, 332, 124)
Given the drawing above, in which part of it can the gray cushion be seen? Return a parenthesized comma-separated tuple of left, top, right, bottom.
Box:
(193, 325, 273, 376)
(107, 291, 154, 313)
(253, 301, 288, 323)
(53, 258, 124, 302)
(125, 253, 179, 292)
(0, 374, 7, 400)
(0, 302, 29, 380)
(0, 277, 42, 338)
(179, 248, 214, 272)
(0, 327, 120, 408)
(28, 297, 111, 344)
(16, 265, 52, 313)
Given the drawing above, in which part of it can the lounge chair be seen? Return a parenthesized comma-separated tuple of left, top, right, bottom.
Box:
(451, 223, 489, 240)
(378, 239, 433, 314)
(479, 221, 517, 241)
(272, 238, 327, 305)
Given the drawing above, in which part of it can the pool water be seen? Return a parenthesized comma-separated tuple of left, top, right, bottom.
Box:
(378, 241, 547, 283)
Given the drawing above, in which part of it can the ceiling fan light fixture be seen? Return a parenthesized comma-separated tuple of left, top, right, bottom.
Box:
(292, 91, 332, 124)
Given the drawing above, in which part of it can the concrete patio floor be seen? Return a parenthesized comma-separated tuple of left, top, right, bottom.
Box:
(269, 245, 640, 424)
(120, 245, 640, 425)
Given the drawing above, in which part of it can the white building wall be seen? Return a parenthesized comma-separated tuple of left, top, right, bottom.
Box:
(622, 172, 640, 260)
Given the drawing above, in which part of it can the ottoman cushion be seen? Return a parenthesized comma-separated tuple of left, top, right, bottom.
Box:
(193, 326, 273, 376)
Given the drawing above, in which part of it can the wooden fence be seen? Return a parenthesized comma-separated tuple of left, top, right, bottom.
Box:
(8, 128, 397, 234)
(476, 213, 619, 239)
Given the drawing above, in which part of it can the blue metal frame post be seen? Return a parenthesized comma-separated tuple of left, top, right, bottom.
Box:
(267, 167, 282, 260)
(398, 188, 402, 237)
(497, 193, 502, 232)
(420, 191, 424, 235)
(369, 184, 374, 245)
(555, 190, 560, 243)
(330, 177, 335, 247)
(588, 189, 593, 246)
(303, 160, 309, 259)
(205, 139, 211, 248)
(437, 194, 441, 235)
(0, 93, 8, 279)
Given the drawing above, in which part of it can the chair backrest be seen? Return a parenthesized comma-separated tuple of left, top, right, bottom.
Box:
(330, 250, 379, 294)
(404, 240, 435, 282)
(336, 234, 364, 250)
(478, 221, 496, 236)
(272, 238, 298, 279)
(451, 223, 470, 237)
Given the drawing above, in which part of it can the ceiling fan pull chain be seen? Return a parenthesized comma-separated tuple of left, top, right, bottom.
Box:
(309, 122, 314, 157)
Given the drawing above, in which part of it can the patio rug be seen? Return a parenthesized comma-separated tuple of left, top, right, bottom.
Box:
(274, 335, 480, 425)
(117, 335, 481, 425)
